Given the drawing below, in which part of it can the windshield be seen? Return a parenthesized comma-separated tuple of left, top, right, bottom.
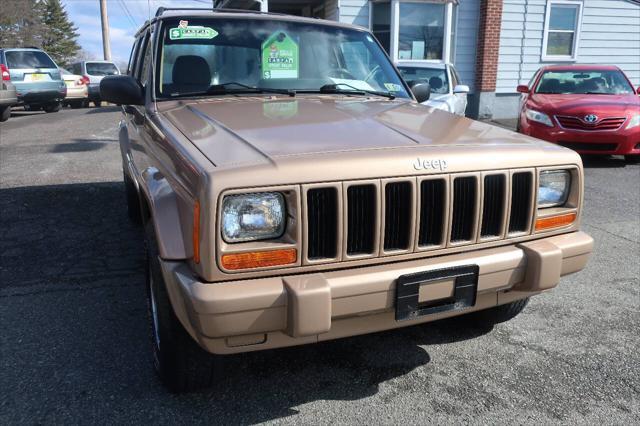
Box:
(86, 62, 119, 76)
(397, 66, 449, 94)
(535, 70, 634, 95)
(157, 18, 410, 99)
(5, 50, 56, 69)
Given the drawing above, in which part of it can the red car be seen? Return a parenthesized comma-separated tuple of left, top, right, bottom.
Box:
(517, 65, 640, 163)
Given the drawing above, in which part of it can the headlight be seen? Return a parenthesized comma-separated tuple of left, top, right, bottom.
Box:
(525, 108, 554, 127)
(626, 114, 640, 129)
(538, 170, 570, 208)
(222, 192, 286, 242)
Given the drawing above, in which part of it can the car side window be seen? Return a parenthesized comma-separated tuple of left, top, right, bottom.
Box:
(133, 33, 148, 81)
(127, 38, 141, 76)
(138, 36, 152, 88)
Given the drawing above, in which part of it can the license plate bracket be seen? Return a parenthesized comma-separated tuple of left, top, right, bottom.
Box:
(395, 265, 479, 321)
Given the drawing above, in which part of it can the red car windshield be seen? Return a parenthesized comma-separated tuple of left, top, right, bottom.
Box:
(535, 70, 634, 95)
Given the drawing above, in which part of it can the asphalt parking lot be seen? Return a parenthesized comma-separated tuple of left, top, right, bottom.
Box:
(1, 107, 639, 424)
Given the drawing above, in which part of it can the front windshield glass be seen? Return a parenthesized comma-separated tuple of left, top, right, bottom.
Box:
(156, 17, 410, 99)
(535, 70, 634, 95)
(397, 66, 449, 94)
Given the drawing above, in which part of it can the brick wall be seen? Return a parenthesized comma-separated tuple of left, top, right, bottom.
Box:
(475, 0, 503, 92)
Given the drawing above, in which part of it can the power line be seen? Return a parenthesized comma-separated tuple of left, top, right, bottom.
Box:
(116, 0, 138, 30)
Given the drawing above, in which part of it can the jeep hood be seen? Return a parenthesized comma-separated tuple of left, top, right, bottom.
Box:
(161, 96, 560, 167)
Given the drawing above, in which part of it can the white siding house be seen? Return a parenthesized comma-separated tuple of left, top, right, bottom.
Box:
(489, 0, 640, 118)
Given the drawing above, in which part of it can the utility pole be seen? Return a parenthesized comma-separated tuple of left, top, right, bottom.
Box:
(99, 0, 112, 60)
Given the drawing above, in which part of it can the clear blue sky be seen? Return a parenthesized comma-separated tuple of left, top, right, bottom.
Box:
(62, 0, 211, 64)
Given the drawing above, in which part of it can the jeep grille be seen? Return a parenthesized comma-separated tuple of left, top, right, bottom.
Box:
(303, 170, 536, 264)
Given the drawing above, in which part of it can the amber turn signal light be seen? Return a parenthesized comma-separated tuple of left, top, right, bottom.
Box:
(535, 212, 576, 231)
(221, 248, 297, 270)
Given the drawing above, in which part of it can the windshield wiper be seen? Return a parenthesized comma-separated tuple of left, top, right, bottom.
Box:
(318, 83, 396, 100)
(206, 82, 296, 97)
(169, 82, 295, 98)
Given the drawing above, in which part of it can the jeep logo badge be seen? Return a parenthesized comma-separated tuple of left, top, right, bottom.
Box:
(584, 114, 598, 123)
(413, 158, 448, 172)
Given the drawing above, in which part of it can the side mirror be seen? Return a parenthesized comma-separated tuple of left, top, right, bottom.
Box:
(100, 75, 144, 106)
(636, 87, 640, 95)
(517, 84, 530, 94)
(453, 84, 470, 94)
(410, 80, 431, 103)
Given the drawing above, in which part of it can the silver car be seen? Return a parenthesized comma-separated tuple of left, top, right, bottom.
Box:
(0, 48, 66, 113)
(70, 61, 120, 107)
(396, 62, 469, 116)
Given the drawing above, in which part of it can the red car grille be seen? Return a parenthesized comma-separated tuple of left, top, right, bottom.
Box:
(556, 115, 626, 131)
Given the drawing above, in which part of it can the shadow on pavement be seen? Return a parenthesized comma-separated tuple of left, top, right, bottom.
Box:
(0, 181, 493, 423)
(85, 105, 121, 114)
(49, 138, 119, 153)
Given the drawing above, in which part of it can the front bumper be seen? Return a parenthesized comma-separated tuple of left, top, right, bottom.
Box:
(161, 231, 593, 355)
(521, 118, 640, 156)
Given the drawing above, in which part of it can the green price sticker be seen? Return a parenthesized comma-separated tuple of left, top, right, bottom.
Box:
(261, 31, 299, 79)
(169, 26, 218, 40)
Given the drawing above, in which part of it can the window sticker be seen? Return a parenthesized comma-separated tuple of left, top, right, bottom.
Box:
(384, 83, 404, 92)
(261, 32, 299, 79)
(169, 25, 218, 40)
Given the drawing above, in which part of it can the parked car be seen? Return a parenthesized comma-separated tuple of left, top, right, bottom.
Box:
(71, 60, 120, 107)
(0, 65, 17, 122)
(517, 65, 640, 163)
(0, 48, 66, 113)
(60, 68, 89, 108)
(101, 8, 593, 393)
(396, 62, 469, 116)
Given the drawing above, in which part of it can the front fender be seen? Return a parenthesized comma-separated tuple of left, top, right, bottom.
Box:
(139, 167, 191, 260)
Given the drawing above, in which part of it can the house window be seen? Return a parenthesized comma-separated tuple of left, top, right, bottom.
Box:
(398, 2, 445, 60)
(542, 1, 583, 61)
(371, 2, 391, 53)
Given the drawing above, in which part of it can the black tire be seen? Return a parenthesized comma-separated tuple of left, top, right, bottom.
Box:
(93, 100, 102, 107)
(471, 298, 530, 325)
(43, 102, 61, 113)
(145, 222, 220, 393)
(0, 106, 10, 122)
(625, 155, 640, 164)
(124, 171, 142, 225)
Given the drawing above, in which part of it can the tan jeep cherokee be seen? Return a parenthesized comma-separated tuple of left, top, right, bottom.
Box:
(101, 8, 593, 393)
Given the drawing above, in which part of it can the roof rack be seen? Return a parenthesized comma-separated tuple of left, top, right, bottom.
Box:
(155, 7, 285, 17)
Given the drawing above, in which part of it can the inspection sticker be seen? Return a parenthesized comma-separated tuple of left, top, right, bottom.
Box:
(169, 26, 218, 40)
(261, 32, 299, 79)
(384, 83, 404, 92)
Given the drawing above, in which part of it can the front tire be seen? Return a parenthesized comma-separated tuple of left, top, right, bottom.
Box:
(0, 106, 10, 122)
(625, 155, 640, 164)
(145, 223, 220, 393)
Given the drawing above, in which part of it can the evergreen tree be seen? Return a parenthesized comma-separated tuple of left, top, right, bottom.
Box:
(0, 0, 45, 48)
(40, 0, 80, 67)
